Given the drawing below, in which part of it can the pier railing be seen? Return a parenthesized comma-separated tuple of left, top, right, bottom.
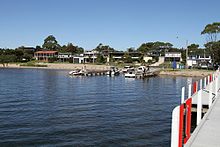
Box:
(171, 70, 220, 147)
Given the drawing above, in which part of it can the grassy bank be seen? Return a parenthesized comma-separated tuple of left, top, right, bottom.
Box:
(20, 62, 48, 67)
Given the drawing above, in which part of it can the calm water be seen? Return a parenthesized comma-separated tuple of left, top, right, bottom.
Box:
(0, 68, 195, 146)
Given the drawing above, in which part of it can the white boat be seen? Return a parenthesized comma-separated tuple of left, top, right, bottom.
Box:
(107, 66, 120, 76)
(122, 65, 134, 73)
(136, 66, 147, 73)
(69, 69, 84, 76)
(124, 69, 136, 78)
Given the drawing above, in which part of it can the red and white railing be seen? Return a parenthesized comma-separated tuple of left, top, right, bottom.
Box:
(171, 70, 220, 147)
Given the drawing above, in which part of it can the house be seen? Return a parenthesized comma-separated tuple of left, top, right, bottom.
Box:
(58, 52, 72, 62)
(165, 52, 182, 62)
(34, 51, 58, 61)
(107, 52, 143, 63)
(72, 51, 99, 64)
(187, 55, 212, 68)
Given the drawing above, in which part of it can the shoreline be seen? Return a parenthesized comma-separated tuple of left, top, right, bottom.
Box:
(0, 63, 110, 71)
(0, 63, 215, 77)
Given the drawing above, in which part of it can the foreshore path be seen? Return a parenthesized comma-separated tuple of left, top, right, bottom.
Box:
(185, 77, 220, 147)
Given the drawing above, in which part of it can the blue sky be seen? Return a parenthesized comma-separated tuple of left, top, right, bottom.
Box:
(0, 0, 219, 50)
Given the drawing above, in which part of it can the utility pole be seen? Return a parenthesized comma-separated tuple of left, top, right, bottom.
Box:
(185, 40, 189, 69)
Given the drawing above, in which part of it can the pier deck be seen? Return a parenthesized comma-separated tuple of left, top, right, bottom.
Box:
(185, 82, 220, 146)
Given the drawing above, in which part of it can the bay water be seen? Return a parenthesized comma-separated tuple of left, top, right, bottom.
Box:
(0, 68, 195, 146)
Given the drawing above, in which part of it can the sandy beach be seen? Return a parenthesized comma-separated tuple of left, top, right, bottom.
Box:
(0, 63, 110, 71)
(159, 69, 214, 77)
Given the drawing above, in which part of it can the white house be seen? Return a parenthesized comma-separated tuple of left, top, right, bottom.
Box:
(165, 52, 182, 62)
(73, 51, 98, 64)
(187, 55, 212, 67)
(58, 52, 72, 62)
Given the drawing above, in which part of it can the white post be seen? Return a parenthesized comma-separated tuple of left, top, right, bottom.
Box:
(209, 78, 212, 108)
(216, 76, 219, 95)
(204, 77, 207, 88)
(197, 79, 203, 125)
(181, 87, 185, 104)
(188, 84, 191, 98)
(171, 106, 180, 147)
(200, 79, 203, 89)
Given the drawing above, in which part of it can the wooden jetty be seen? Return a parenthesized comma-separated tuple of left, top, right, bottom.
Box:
(135, 69, 160, 79)
(69, 69, 108, 77)
(84, 70, 108, 76)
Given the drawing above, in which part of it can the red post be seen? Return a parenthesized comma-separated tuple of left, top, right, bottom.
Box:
(178, 104, 184, 147)
(193, 82, 197, 94)
(210, 74, 212, 82)
(184, 98, 192, 144)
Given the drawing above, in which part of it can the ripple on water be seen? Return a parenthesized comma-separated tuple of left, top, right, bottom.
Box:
(0, 69, 194, 146)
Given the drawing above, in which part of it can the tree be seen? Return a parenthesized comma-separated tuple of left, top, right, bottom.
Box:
(201, 22, 220, 42)
(212, 41, 220, 63)
(206, 41, 220, 63)
(0, 55, 16, 66)
(96, 54, 106, 63)
(127, 47, 136, 52)
(36, 45, 42, 51)
(202, 22, 220, 63)
(59, 43, 84, 54)
(66, 43, 77, 53)
(137, 41, 173, 56)
(123, 52, 133, 63)
(137, 42, 154, 53)
(93, 43, 115, 55)
(187, 44, 199, 50)
(42, 35, 60, 50)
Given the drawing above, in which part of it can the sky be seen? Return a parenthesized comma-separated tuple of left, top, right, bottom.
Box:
(0, 0, 219, 50)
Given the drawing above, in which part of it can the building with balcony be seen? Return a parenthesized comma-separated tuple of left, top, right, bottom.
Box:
(34, 51, 58, 61)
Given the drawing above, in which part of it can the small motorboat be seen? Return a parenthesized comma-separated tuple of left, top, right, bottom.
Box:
(121, 65, 134, 73)
(69, 69, 84, 76)
(124, 69, 136, 78)
(106, 66, 120, 76)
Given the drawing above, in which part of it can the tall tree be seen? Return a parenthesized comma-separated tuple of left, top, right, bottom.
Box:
(202, 22, 220, 63)
(204, 41, 220, 63)
(201, 22, 220, 42)
(211, 41, 220, 63)
(42, 35, 60, 50)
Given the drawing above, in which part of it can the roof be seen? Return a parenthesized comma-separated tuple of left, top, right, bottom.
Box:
(35, 51, 58, 54)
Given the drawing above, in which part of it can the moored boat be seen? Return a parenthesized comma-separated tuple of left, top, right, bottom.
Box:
(124, 69, 136, 78)
(69, 69, 84, 76)
(106, 66, 120, 76)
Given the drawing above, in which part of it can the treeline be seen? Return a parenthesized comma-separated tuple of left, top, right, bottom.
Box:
(0, 48, 34, 66)
(0, 22, 220, 64)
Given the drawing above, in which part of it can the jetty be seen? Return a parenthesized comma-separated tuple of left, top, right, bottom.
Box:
(171, 70, 220, 147)
(185, 77, 220, 147)
(135, 70, 160, 78)
(69, 69, 108, 76)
